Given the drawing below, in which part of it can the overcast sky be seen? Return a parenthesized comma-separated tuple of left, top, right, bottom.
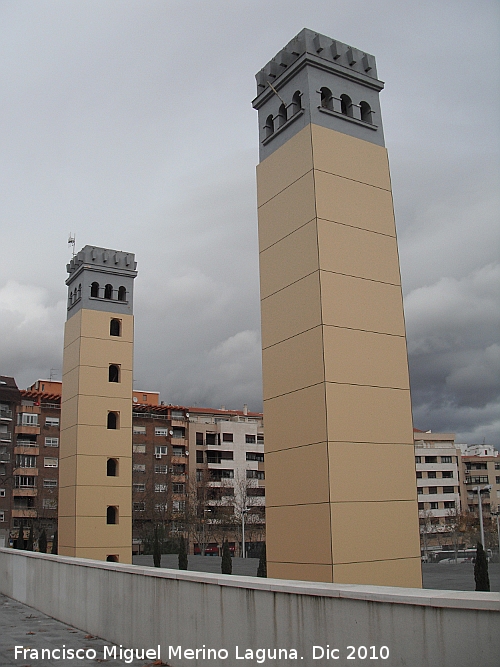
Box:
(0, 1, 498, 446)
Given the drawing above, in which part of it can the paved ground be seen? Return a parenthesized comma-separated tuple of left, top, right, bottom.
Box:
(0, 595, 162, 667)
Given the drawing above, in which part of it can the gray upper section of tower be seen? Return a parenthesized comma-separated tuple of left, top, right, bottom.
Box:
(65, 245, 137, 319)
(253, 29, 385, 161)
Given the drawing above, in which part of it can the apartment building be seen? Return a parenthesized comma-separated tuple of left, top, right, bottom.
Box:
(0, 376, 21, 547)
(188, 406, 265, 556)
(414, 429, 463, 549)
(459, 443, 500, 519)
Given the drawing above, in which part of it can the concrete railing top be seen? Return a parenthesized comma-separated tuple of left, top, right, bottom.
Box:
(1, 548, 498, 612)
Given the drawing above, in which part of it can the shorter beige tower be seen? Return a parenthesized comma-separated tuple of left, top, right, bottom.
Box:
(59, 246, 137, 563)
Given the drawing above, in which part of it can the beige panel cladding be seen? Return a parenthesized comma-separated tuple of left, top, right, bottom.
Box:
(327, 443, 417, 503)
(75, 486, 131, 517)
(60, 396, 78, 432)
(261, 272, 322, 349)
(59, 425, 132, 458)
(267, 562, 333, 583)
(317, 219, 401, 285)
(311, 124, 392, 190)
(74, 518, 131, 549)
(333, 558, 422, 587)
(78, 338, 133, 371)
(323, 327, 410, 390)
(325, 383, 413, 444)
(266, 504, 332, 565)
(76, 366, 133, 399)
(256, 125, 313, 206)
(258, 170, 316, 252)
(265, 444, 330, 507)
(63, 309, 83, 348)
(264, 383, 327, 452)
(76, 396, 132, 429)
(66, 547, 132, 564)
(62, 338, 82, 378)
(262, 326, 324, 400)
(79, 309, 134, 343)
(73, 455, 132, 487)
(330, 501, 421, 564)
(314, 169, 397, 236)
(259, 219, 319, 299)
(320, 271, 406, 335)
(58, 457, 77, 490)
(58, 485, 76, 516)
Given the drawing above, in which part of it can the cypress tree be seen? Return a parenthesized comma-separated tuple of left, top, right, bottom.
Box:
(221, 541, 232, 575)
(51, 530, 58, 555)
(178, 536, 188, 570)
(474, 542, 490, 592)
(38, 529, 47, 553)
(257, 543, 267, 578)
(26, 524, 34, 551)
(152, 526, 162, 568)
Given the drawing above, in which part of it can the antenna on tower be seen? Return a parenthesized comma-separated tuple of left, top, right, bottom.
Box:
(68, 233, 75, 257)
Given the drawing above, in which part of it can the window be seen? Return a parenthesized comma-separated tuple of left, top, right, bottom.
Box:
(172, 464, 186, 474)
(173, 483, 185, 494)
(246, 452, 264, 462)
(209, 469, 234, 480)
(427, 471, 436, 479)
(0, 511, 4, 522)
(155, 484, 168, 493)
(172, 427, 185, 439)
(416, 471, 422, 478)
(155, 427, 168, 436)
(42, 499, 57, 509)
(133, 445, 146, 454)
(196, 432, 204, 446)
(257, 434, 264, 443)
(444, 501, 455, 509)
(496, 476, 500, 484)
(264, 114, 274, 138)
(133, 483, 146, 492)
(206, 433, 217, 446)
(91, 282, 99, 297)
(196, 451, 204, 464)
(110, 319, 121, 336)
(155, 446, 168, 456)
(246, 470, 265, 480)
(441, 456, 452, 463)
(106, 506, 118, 524)
(417, 487, 423, 495)
(133, 464, 145, 473)
(107, 412, 119, 429)
(172, 446, 185, 457)
(442, 471, 453, 479)
(245, 435, 256, 444)
(107, 458, 118, 477)
(133, 426, 146, 435)
(443, 486, 455, 494)
(415, 456, 421, 463)
(196, 469, 203, 482)
(16, 454, 37, 468)
(172, 500, 185, 513)
(0, 489, 5, 497)
(0, 464, 5, 476)
(171, 410, 184, 419)
(43, 479, 57, 488)
(292, 90, 301, 114)
(340, 94, 353, 116)
(359, 100, 372, 123)
(133, 502, 145, 512)
(222, 433, 233, 442)
(45, 417, 59, 427)
(44, 458, 58, 468)
(15, 476, 36, 488)
(320, 86, 333, 110)
(425, 456, 437, 463)
(467, 476, 489, 484)
(20, 413, 38, 426)
(430, 502, 438, 510)
(495, 463, 500, 470)
(45, 437, 59, 447)
(155, 465, 168, 474)
(277, 103, 287, 127)
(108, 365, 120, 383)
(428, 487, 438, 494)
(155, 503, 167, 512)
(418, 502, 425, 510)
(104, 284, 113, 299)
(247, 488, 265, 497)
(118, 286, 126, 301)
(106, 555, 119, 562)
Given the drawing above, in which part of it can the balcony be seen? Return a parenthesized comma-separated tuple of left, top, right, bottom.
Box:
(13, 468, 38, 476)
(12, 509, 37, 519)
(0, 431, 12, 442)
(15, 425, 40, 436)
(0, 408, 13, 420)
(171, 437, 186, 446)
(171, 419, 185, 427)
(14, 444, 39, 455)
(12, 488, 37, 497)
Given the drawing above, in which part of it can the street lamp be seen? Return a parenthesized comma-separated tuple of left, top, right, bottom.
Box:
(472, 485, 492, 547)
(241, 508, 249, 558)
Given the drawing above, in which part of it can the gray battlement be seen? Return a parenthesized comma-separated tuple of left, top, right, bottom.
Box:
(254, 28, 380, 99)
(66, 245, 137, 279)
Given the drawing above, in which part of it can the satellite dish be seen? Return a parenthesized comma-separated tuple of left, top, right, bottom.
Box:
(133, 397, 138, 403)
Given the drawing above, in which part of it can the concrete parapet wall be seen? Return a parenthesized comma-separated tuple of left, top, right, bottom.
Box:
(0, 548, 498, 666)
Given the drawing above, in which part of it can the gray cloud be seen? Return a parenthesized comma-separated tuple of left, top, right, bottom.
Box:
(0, 0, 498, 445)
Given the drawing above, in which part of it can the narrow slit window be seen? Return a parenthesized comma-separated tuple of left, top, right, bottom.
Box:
(107, 458, 118, 476)
(90, 282, 99, 298)
(106, 506, 118, 524)
(292, 91, 301, 114)
(117, 286, 126, 301)
(108, 364, 120, 383)
(277, 103, 287, 127)
(110, 319, 121, 336)
(320, 87, 333, 110)
(264, 114, 274, 138)
(360, 101, 372, 123)
(104, 284, 113, 299)
(107, 412, 119, 430)
(340, 94, 353, 117)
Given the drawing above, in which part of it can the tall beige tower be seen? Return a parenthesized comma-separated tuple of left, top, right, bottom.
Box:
(253, 30, 421, 587)
(59, 246, 137, 563)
